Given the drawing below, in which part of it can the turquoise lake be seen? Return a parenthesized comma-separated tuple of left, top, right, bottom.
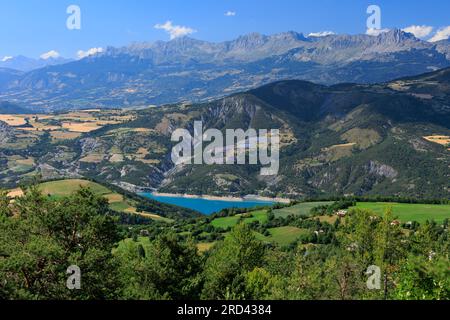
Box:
(139, 193, 274, 215)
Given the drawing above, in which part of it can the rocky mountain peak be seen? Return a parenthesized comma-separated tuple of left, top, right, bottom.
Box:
(274, 31, 308, 41)
(231, 32, 269, 49)
(2, 30, 450, 111)
(376, 29, 419, 44)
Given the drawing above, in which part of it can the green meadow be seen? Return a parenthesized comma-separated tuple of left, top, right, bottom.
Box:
(273, 201, 334, 218)
(211, 210, 268, 229)
(353, 202, 450, 224)
(39, 179, 111, 197)
(255, 226, 309, 247)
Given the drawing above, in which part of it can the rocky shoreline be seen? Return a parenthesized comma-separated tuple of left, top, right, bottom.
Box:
(112, 181, 291, 204)
(150, 192, 291, 204)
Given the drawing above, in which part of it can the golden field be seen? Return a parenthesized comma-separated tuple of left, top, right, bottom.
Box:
(0, 110, 136, 137)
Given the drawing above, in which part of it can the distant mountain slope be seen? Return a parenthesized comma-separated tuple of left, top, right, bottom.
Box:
(0, 68, 23, 90)
(154, 68, 450, 198)
(1, 30, 450, 111)
(435, 39, 450, 59)
(0, 67, 448, 199)
(0, 101, 30, 114)
(0, 55, 72, 72)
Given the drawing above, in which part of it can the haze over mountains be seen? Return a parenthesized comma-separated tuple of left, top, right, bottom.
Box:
(1, 29, 450, 112)
(0, 55, 72, 72)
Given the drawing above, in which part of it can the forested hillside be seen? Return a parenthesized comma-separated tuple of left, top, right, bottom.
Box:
(0, 186, 448, 300)
(0, 68, 449, 198)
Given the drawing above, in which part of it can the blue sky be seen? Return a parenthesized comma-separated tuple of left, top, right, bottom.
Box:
(1, 0, 449, 59)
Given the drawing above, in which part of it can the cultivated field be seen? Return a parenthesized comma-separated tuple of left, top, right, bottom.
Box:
(256, 226, 309, 247)
(353, 202, 450, 223)
(0, 110, 136, 137)
(211, 210, 268, 229)
(0, 114, 27, 126)
(273, 201, 449, 223)
(39, 179, 111, 196)
(423, 135, 450, 150)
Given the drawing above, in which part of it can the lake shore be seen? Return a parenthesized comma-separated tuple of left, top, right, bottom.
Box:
(150, 192, 291, 204)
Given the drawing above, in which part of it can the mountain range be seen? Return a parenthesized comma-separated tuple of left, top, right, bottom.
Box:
(0, 67, 449, 199)
(0, 55, 72, 72)
(1, 29, 450, 112)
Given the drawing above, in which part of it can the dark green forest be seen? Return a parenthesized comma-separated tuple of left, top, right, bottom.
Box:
(0, 186, 448, 300)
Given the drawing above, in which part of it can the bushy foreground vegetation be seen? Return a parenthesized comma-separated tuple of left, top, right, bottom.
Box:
(0, 186, 448, 300)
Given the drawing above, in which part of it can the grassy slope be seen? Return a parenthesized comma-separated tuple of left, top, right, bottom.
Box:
(211, 210, 268, 229)
(32, 179, 172, 223)
(39, 179, 111, 197)
(272, 201, 449, 223)
(255, 226, 309, 247)
(116, 237, 216, 255)
(273, 201, 334, 218)
(353, 202, 450, 223)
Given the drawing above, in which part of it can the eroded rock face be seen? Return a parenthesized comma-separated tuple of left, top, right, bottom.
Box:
(79, 138, 102, 156)
(367, 161, 398, 179)
(410, 138, 430, 152)
(206, 95, 260, 126)
(0, 121, 13, 143)
(120, 165, 138, 178)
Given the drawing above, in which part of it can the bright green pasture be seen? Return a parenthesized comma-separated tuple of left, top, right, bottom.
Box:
(353, 202, 450, 223)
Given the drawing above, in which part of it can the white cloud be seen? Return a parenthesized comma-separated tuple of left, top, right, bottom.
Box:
(402, 25, 433, 39)
(429, 26, 450, 42)
(225, 11, 236, 17)
(154, 21, 196, 40)
(40, 50, 60, 60)
(308, 31, 336, 37)
(366, 28, 390, 36)
(77, 47, 104, 59)
(1, 56, 13, 62)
